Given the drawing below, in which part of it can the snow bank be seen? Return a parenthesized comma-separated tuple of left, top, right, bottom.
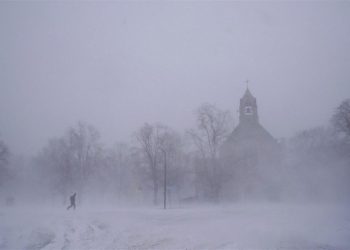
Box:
(0, 203, 349, 249)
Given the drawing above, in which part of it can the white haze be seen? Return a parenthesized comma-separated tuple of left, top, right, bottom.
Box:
(0, 2, 350, 250)
(0, 1, 349, 156)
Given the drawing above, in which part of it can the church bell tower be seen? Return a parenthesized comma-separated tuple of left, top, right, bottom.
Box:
(239, 88, 259, 125)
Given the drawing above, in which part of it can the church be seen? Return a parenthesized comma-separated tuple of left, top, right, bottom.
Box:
(221, 88, 282, 200)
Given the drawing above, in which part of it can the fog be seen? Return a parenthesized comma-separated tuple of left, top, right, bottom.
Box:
(1, 1, 350, 156)
(0, 1, 350, 250)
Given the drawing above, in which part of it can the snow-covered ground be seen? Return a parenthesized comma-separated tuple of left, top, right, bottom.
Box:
(1, 203, 349, 250)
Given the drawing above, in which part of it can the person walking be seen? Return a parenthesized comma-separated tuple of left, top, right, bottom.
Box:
(67, 192, 77, 210)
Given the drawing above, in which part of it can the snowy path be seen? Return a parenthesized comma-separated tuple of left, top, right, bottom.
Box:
(0, 203, 349, 250)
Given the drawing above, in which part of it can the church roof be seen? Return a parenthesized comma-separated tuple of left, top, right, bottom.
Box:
(227, 121, 275, 144)
(242, 87, 255, 101)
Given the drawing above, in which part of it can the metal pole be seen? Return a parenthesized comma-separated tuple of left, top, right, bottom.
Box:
(163, 150, 167, 210)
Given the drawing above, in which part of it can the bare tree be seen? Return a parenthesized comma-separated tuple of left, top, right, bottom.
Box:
(135, 123, 185, 206)
(289, 127, 337, 165)
(104, 143, 133, 201)
(0, 139, 10, 187)
(332, 98, 350, 140)
(135, 123, 162, 205)
(188, 103, 232, 200)
(188, 104, 232, 159)
(287, 126, 350, 201)
(157, 127, 182, 209)
(36, 137, 72, 198)
(35, 122, 103, 200)
(67, 122, 102, 186)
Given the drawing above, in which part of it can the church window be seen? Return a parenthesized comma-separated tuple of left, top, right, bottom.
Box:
(245, 106, 253, 115)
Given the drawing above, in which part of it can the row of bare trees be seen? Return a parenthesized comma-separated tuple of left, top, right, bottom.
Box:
(286, 99, 350, 201)
(1, 99, 350, 204)
(29, 104, 233, 205)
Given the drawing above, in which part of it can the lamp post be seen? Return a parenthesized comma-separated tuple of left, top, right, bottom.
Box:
(162, 148, 167, 210)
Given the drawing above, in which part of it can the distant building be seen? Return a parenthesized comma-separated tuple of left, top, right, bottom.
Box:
(221, 88, 281, 200)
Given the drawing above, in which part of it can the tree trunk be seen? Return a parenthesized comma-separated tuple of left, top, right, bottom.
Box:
(153, 182, 158, 205)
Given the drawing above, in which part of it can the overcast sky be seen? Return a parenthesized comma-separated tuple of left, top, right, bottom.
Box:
(1, 1, 350, 156)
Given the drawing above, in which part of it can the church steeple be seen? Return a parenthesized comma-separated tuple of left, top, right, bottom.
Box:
(239, 87, 259, 124)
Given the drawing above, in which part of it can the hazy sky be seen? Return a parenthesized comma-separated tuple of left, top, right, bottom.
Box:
(1, 1, 350, 156)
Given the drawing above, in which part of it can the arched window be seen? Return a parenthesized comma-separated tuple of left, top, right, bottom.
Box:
(245, 106, 253, 115)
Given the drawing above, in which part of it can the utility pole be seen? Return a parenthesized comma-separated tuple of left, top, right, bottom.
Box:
(162, 149, 167, 210)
